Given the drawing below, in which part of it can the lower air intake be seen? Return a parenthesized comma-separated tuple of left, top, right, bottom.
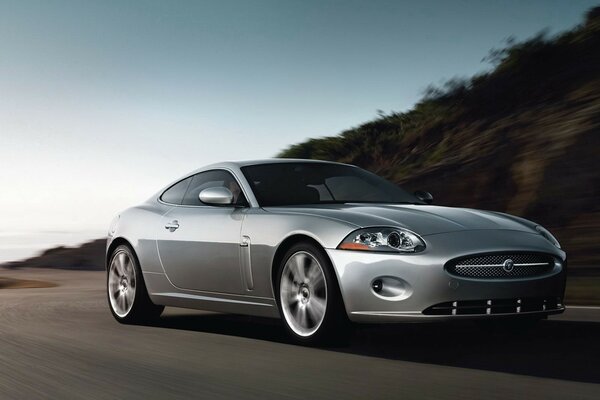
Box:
(423, 297, 563, 316)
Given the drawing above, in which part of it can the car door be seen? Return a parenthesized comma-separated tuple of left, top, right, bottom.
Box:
(156, 169, 249, 294)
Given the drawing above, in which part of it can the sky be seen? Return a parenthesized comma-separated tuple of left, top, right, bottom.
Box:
(0, 0, 597, 261)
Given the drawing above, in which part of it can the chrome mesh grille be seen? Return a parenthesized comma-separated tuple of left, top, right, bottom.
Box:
(446, 253, 554, 279)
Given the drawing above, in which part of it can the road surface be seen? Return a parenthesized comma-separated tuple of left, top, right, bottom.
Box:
(0, 268, 599, 399)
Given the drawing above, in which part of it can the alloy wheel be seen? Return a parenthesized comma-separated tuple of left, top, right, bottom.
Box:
(280, 251, 328, 337)
(108, 250, 137, 318)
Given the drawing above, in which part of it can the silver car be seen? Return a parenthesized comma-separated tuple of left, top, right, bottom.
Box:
(106, 159, 566, 343)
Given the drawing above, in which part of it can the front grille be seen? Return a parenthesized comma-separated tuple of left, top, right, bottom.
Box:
(423, 297, 563, 316)
(446, 253, 555, 279)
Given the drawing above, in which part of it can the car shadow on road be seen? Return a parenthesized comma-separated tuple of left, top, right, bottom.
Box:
(149, 313, 600, 384)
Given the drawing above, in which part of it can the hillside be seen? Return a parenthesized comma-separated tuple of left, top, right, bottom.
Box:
(2, 239, 106, 271)
(279, 8, 600, 267)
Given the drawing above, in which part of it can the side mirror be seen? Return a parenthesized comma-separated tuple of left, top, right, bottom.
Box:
(199, 187, 234, 205)
(414, 190, 433, 204)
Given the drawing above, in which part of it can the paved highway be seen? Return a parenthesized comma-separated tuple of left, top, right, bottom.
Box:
(0, 268, 598, 399)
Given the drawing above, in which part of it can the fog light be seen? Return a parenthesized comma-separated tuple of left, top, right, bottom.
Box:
(372, 279, 383, 293)
(370, 276, 413, 300)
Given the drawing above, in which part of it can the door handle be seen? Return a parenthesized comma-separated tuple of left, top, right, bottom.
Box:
(240, 235, 251, 247)
(165, 220, 179, 232)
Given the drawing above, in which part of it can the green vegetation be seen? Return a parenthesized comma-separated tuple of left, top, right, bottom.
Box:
(280, 8, 600, 167)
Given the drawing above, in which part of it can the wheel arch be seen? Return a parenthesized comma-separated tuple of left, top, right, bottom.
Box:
(270, 234, 344, 304)
(106, 237, 136, 270)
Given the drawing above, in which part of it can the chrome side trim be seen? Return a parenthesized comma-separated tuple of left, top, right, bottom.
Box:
(240, 235, 254, 291)
(154, 292, 273, 307)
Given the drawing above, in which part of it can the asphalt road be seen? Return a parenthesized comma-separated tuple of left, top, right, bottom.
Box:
(0, 268, 599, 400)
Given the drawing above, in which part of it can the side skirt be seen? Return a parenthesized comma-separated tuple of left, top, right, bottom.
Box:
(144, 271, 279, 318)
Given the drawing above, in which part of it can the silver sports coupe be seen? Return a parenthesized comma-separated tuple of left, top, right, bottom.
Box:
(107, 159, 566, 343)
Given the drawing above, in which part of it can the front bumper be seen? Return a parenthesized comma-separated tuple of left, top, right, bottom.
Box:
(326, 230, 566, 323)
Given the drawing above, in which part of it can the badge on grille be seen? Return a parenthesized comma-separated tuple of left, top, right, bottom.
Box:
(503, 259, 515, 272)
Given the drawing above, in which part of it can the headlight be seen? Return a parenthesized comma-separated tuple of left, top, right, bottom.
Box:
(338, 227, 426, 253)
(536, 225, 561, 249)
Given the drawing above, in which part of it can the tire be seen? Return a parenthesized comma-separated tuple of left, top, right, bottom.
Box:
(107, 244, 164, 323)
(275, 242, 350, 345)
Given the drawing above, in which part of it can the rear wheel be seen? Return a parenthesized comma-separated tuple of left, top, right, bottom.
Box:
(107, 245, 164, 323)
(276, 242, 349, 345)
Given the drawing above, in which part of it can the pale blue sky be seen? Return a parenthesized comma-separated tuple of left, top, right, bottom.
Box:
(0, 0, 597, 260)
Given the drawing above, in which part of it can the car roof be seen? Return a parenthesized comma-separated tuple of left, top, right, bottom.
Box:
(200, 158, 351, 170)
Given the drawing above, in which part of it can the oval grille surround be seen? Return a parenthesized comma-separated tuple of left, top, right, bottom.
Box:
(446, 253, 555, 279)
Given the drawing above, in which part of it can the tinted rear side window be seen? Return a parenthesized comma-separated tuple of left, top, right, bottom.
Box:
(160, 177, 192, 205)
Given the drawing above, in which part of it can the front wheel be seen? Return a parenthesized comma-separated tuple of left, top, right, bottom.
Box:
(276, 242, 349, 345)
(107, 245, 164, 323)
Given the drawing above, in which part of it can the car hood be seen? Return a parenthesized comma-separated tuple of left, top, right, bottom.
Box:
(262, 204, 537, 236)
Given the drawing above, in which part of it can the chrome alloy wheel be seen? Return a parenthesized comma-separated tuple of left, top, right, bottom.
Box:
(108, 250, 137, 318)
(280, 251, 328, 337)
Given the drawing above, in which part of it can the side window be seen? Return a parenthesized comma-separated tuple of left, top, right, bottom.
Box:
(182, 170, 248, 206)
(160, 177, 193, 205)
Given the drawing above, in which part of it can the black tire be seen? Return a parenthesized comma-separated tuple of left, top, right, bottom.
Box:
(107, 244, 164, 324)
(275, 241, 351, 345)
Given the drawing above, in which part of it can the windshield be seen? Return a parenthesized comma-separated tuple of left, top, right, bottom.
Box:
(241, 162, 423, 206)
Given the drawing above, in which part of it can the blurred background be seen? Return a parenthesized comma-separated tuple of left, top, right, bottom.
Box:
(1, 0, 598, 301)
(1, 3, 600, 399)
